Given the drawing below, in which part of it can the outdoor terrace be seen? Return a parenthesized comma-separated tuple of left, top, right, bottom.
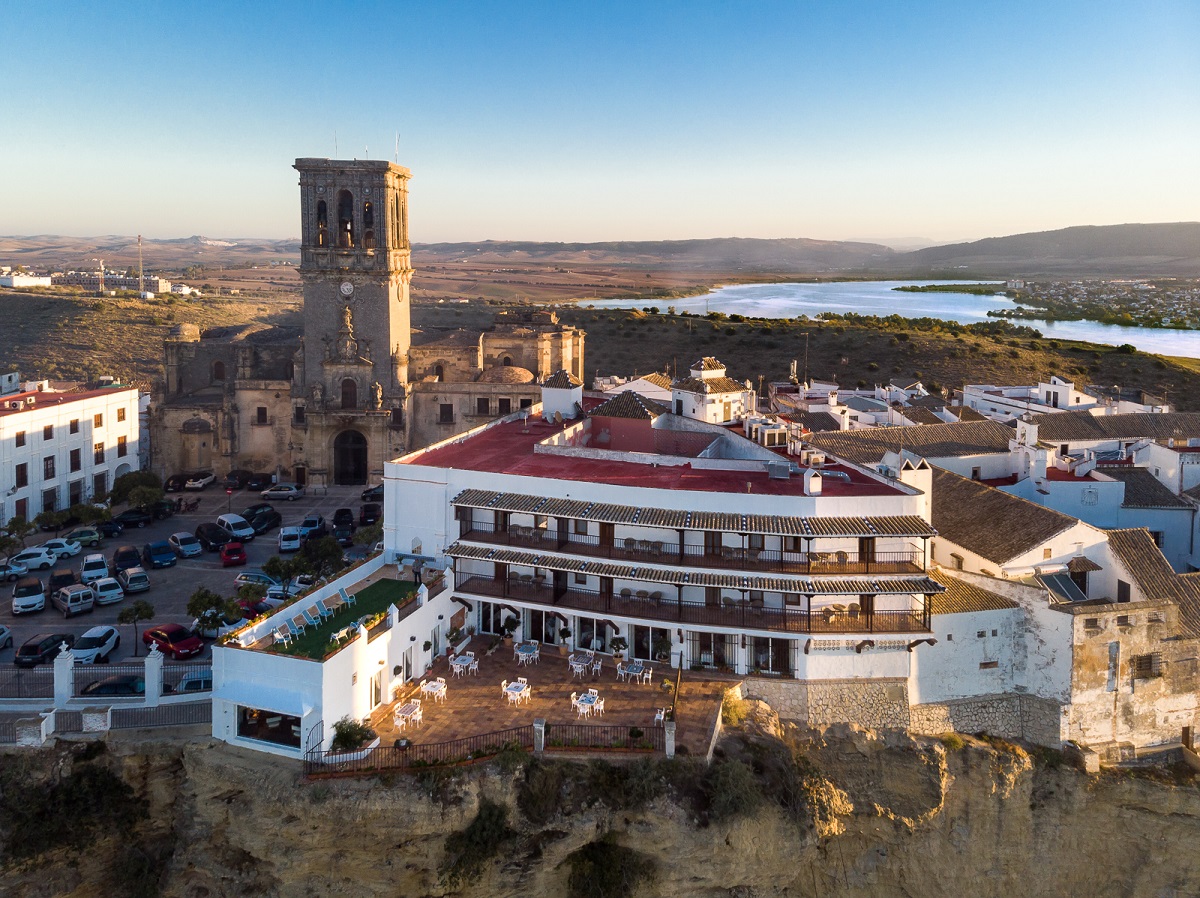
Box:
(365, 638, 727, 758)
(459, 521, 925, 575)
(455, 574, 932, 635)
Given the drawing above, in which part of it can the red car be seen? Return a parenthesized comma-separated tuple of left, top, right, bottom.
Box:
(142, 623, 204, 659)
(220, 541, 248, 567)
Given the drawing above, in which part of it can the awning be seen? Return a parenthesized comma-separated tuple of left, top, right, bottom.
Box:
(217, 682, 311, 717)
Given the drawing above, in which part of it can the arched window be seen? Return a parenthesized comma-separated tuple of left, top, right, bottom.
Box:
(363, 202, 375, 250)
(315, 200, 328, 247)
(391, 194, 402, 247)
(212, 360, 226, 382)
(502, 356, 512, 367)
(284, 361, 294, 381)
(336, 190, 354, 248)
(434, 364, 444, 381)
(341, 378, 358, 409)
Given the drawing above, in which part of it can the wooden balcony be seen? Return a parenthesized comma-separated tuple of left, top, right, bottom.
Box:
(459, 521, 924, 575)
(454, 574, 931, 636)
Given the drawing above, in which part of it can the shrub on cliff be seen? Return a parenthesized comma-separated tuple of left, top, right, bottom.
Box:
(703, 758, 764, 821)
(439, 799, 514, 888)
(565, 833, 655, 898)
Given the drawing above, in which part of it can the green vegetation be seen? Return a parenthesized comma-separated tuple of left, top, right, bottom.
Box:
(721, 694, 752, 728)
(439, 799, 515, 888)
(329, 716, 376, 752)
(271, 579, 417, 660)
(109, 471, 164, 506)
(186, 587, 239, 634)
(565, 833, 656, 898)
(702, 758, 764, 820)
(0, 760, 145, 864)
(893, 283, 1009, 296)
(117, 600, 156, 656)
(939, 733, 966, 751)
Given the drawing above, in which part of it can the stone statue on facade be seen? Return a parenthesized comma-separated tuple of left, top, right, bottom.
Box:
(371, 381, 384, 410)
(310, 381, 324, 406)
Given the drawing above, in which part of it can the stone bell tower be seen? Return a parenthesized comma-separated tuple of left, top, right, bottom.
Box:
(292, 158, 414, 486)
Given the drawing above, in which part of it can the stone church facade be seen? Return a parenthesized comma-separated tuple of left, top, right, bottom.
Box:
(149, 159, 584, 486)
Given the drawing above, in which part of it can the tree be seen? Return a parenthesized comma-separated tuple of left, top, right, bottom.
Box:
(4, 517, 36, 548)
(0, 532, 19, 563)
(109, 471, 162, 506)
(262, 554, 308, 598)
(127, 485, 164, 511)
(298, 536, 345, 581)
(33, 510, 67, 533)
(186, 587, 238, 633)
(117, 600, 155, 656)
(352, 522, 382, 547)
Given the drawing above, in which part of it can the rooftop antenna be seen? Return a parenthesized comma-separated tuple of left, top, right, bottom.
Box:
(803, 331, 810, 386)
(394, 132, 399, 163)
(334, 131, 338, 157)
(365, 145, 369, 159)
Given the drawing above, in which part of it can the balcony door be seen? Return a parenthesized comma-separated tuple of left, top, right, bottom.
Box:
(599, 523, 614, 550)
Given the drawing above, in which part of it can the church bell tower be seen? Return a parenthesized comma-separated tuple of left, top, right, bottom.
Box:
(292, 158, 414, 485)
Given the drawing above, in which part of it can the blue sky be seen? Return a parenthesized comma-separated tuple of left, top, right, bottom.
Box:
(3, 0, 1198, 244)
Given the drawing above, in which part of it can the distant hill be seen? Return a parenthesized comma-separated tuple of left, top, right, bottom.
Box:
(414, 237, 895, 272)
(891, 223, 1200, 276)
(0, 234, 299, 271)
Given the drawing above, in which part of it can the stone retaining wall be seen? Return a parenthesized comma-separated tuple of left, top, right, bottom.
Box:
(910, 693, 1064, 747)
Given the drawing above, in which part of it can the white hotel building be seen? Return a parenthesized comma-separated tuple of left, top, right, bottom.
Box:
(0, 380, 142, 521)
(385, 361, 943, 677)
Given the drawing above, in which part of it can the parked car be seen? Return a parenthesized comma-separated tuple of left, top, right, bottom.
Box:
(194, 523, 231, 552)
(14, 633, 75, 667)
(142, 541, 177, 568)
(185, 471, 216, 490)
(40, 512, 81, 532)
(62, 527, 103, 548)
(361, 483, 384, 502)
(112, 509, 152, 529)
(12, 577, 46, 614)
(96, 520, 124, 538)
(116, 566, 151, 593)
(277, 526, 302, 553)
(233, 570, 281, 591)
(246, 472, 273, 491)
(46, 568, 78, 596)
(81, 674, 145, 696)
(168, 531, 203, 558)
(342, 544, 371, 564)
(332, 524, 355, 547)
(220, 542, 247, 567)
(216, 513, 256, 542)
(266, 574, 318, 601)
(142, 623, 204, 659)
(332, 508, 355, 528)
(359, 503, 381, 525)
(91, 577, 125, 606)
(164, 473, 187, 492)
(174, 668, 214, 692)
(249, 509, 281, 535)
(79, 553, 110, 584)
(11, 547, 56, 571)
(112, 545, 141, 572)
(191, 613, 243, 640)
(51, 584, 94, 617)
(148, 499, 176, 521)
(260, 483, 305, 501)
(223, 469, 253, 490)
(298, 514, 326, 540)
(237, 597, 273, 619)
(43, 537, 82, 558)
(240, 503, 274, 521)
(0, 625, 11, 651)
(72, 626, 120, 664)
(0, 560, 28, 582)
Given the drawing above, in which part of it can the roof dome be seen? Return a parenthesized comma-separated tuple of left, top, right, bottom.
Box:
(477, 365, 536, 384)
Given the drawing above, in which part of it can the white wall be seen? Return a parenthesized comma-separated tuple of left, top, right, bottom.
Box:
(909, 607, 1017, 704)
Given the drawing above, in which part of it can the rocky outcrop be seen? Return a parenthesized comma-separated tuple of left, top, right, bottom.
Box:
(3, 727, 1200, 898)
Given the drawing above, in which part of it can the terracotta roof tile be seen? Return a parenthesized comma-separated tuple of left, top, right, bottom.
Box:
(690, 357, 725, 371)
(542, 369, 582, 389)
(955, 406, 990, 422)
(588, 391, 670, 420)
(1030, 411, 1200, 443)
(931, 469, 1078, 565)
(1178, 573, 1200, 639)
(673, 376, 747, 395)
(784, 411, 841, 433)
(808, 420, 1015, 465)
(1096, 466, 1192, 509)
(902, 407, 945, 426)
(929, 570, 1019, 614)
(1105, 528, 1186, 603)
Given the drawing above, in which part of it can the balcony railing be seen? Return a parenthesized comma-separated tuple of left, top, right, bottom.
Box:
(455, 574, 931, 635)
(459, 521, 924, 575)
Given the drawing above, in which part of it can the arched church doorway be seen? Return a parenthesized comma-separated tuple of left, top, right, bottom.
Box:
(333, 430, 368, 485)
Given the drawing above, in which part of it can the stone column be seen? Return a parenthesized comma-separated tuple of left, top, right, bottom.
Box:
(664, 720, 676, 758)
(53, 644, 75, 707)
(533, 718, 546, 754)
(144, 644, 164, 708)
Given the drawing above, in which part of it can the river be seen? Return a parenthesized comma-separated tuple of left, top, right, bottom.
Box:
(586, 281, 1200, 358)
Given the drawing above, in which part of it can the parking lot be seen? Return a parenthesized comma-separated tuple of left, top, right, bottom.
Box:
(1, 483, 380, 665)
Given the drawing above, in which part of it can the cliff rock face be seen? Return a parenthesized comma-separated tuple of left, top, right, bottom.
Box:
(3, 727, 1200, 898)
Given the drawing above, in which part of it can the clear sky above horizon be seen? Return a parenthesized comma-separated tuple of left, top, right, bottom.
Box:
(3, 0, 1197, 245)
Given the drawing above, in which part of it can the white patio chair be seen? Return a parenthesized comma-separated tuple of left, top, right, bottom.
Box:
(576, 702, 592, 719)
(501, 679, 508, 695)
(393, 712, 407, 731)
(452, 662, 465, 678)
(273, 627, 293, 648)
(570, 691, 578, 707)
(517, 652, 530, 666)
(314, 599, 335, 620)
(521, 687, 532, 704)
(590, 658, 602, 676)
(587, 688, 598, 697)
(419, 678, 427, 690)
(469, 659, 479, 676)
(594, 698, 605, 717)
(654, 707, 666, 725)
(436, 676, 446, 686)
(572, 663, 587, 680)
(412, 707, 423, 727)
(641, 667, 653, 686)
(615, 663, 626, 682)
(518, 677, 528, 686)
(507, 690, 522, 705)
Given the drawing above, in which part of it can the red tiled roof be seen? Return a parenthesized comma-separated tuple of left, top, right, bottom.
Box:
(0, 386, 136, 418)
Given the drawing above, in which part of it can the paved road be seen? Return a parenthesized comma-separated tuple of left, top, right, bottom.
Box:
(0, 483, 378, 665)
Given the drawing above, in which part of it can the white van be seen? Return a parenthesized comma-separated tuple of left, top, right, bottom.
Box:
(79, 554, 109, 585)
(51, 584, 95, 617)
(216, 513, 256, 542)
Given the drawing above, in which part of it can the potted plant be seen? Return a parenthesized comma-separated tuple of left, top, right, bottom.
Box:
(558, 626, 572, 656)
(501, 616, 519, 646)
(652, 635, 673, 663)
(611, 636, 628, 660)
(325, 715, 379, 763)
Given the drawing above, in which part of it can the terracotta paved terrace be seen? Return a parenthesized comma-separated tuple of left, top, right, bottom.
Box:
(367, 638, 727, 757)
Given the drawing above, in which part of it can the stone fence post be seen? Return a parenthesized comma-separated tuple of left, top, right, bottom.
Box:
(53, 645, 75, 707)
(664, 720, 676, 758)
(533, 718, 545, 754)
(144, 644, 164, 708)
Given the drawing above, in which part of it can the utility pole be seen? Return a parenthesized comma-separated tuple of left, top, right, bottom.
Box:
(137, 235, 144, 296)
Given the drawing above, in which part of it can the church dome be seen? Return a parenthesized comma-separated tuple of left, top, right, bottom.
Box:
(477, 365, 536, 384)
